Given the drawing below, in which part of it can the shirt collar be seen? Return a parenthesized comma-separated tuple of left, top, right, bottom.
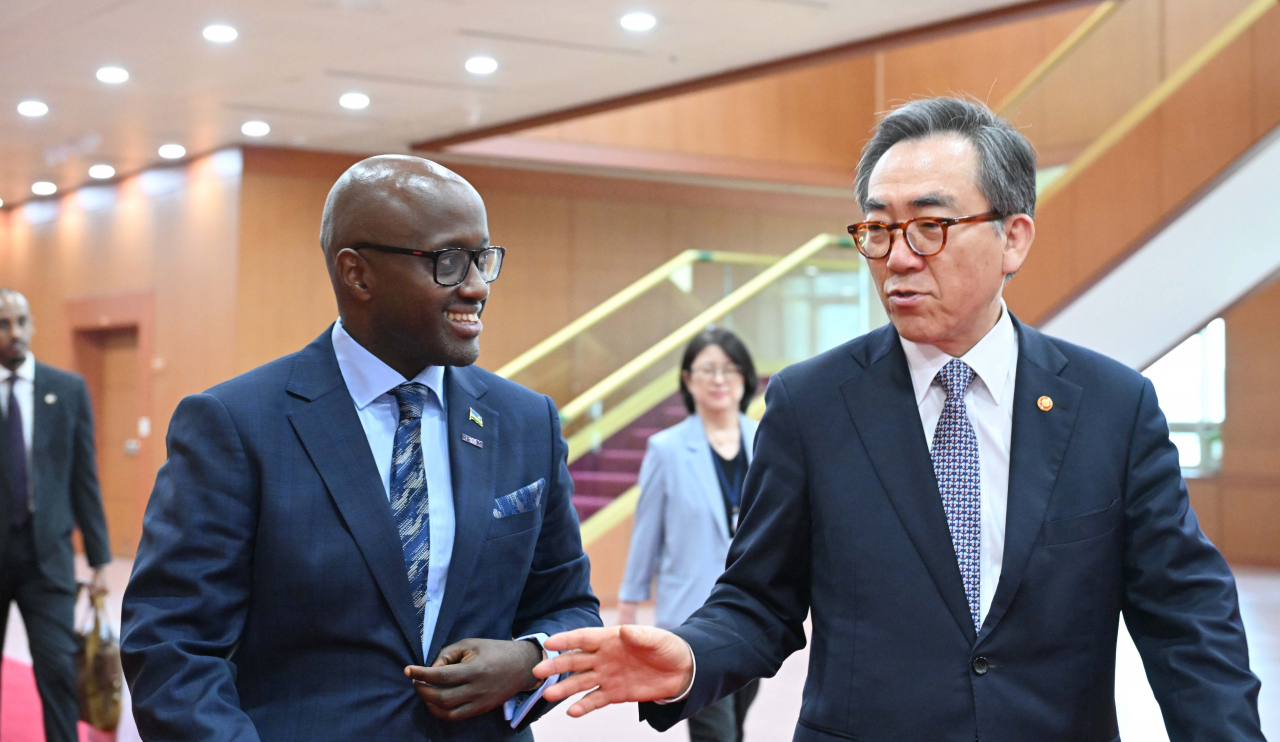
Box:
(331, 320, 445, 410)
(6, 353, 35, 383)
(898, 301, 1017, 406)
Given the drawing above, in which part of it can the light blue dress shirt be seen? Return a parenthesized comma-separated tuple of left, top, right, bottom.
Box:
(331, 320, 456, 662)
(331, 321, 558, 726)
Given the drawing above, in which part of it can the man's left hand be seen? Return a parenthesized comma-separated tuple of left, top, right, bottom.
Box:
(405, 638, 543, 721)
(89, 566, 110, 598)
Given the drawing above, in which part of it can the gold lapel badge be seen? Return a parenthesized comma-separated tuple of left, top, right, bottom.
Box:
(1037, 395, 1053, 412)
(44, 393, 57, 405)
(469, 408, 483, 427)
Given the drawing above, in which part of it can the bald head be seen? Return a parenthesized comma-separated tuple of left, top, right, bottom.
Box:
(320, 155, 483, 263)
(0, 288, 34, 372)
(320, 155, 494, 376)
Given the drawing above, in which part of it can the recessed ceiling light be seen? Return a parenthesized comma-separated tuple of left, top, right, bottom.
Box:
(620, 12, 657, 31)
(158, 144, 186, 160)
(339, 92, 370, 110)
(32, 181, 57, 196)
(88, 164, 116, 179)
(465, 56, 498, 75)
(96, 66, 129, 84)
(241, 120, 270, 137)
(17, 100, 49, 117)
(203, 24, 238, 43)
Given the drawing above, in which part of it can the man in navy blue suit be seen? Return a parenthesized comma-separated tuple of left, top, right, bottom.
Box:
(121, 155, 600, 741)
(533, 97, 1264, 741)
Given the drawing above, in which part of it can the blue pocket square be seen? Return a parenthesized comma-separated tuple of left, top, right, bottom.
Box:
(493, 479, 545, 519)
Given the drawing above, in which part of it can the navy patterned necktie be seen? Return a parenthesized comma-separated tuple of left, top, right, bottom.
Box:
(931, 359, 981, 632)
(390, 382, 431, 632)
(5, 376, 28, 527)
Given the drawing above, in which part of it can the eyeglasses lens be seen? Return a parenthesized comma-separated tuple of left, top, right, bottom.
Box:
(906, 220, 945, 255)
(435, 251, 470, 284)
(854, 220, 946, 257)
(435, 248, 504, 285)
(476, 249, 502, 282)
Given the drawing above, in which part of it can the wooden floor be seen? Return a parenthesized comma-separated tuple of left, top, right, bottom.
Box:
(4, 562, 1277, 741)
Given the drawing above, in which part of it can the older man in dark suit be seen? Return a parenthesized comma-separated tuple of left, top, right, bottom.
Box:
(533, 97, 1264, 742)
(1, 288, 113, 742)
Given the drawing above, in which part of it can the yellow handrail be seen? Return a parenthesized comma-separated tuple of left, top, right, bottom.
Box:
(1039, 0, 1277, 206)
(495, 250, 700, 379)
(557, 234, 844, 426)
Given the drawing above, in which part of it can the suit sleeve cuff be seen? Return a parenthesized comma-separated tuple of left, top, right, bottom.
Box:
(654, 638, 695, 704)
(503, 633, 560, 728)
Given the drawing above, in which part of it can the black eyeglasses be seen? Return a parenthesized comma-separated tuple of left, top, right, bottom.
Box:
(847, 211, 1002, 258)
(350, 243, 506, 286)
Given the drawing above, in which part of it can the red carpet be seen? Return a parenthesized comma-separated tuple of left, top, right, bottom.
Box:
(1, 657, 105, 742)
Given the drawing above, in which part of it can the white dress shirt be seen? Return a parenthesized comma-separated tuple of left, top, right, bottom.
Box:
(898, 303, 1018, 627)
(1, 353, 36, 510)
(330, 321, 456, 661)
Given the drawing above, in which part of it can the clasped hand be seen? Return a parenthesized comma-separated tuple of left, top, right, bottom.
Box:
(404, 638, 544, 721)
(530, 625, 695, 718)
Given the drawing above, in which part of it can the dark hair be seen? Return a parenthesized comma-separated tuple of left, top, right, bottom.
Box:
(854, 96, 1037, 220)
(678, 327, 758, 414)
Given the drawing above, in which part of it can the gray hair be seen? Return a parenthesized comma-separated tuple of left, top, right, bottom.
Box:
(854, 97, 1037, 219)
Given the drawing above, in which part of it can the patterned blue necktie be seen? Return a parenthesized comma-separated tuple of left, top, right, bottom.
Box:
(931, 359, 981, 632)
(390, 382, 431, 632)
(5, 376, 28, 527)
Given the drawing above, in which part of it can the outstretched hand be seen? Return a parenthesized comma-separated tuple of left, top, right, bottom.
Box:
(531, 625, 694, 718)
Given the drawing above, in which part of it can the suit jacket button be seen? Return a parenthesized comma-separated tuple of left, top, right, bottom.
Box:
(972, 656, 989, 675)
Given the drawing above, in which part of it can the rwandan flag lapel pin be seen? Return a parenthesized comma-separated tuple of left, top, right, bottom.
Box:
(469, 407, 484, 427)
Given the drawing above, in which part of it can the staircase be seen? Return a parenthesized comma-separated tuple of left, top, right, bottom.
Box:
(568, 393, 687, 521)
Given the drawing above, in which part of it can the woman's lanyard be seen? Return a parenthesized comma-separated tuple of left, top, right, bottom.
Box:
(712, 442, 746, 536)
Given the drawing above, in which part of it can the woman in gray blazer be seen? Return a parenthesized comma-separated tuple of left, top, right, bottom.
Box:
(618, 327, 760, 742)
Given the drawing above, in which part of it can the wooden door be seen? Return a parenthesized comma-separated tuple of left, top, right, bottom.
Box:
(74, 327, 143, 557)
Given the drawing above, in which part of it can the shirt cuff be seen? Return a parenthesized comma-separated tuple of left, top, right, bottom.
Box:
(503, 633, 560, 728)
(654, 638, 696, 705)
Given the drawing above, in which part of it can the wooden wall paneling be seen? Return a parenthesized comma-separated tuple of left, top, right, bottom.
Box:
(1163, 0, 1260, 70)
(1222, 278, 1280, 478)
(1004, 183, 1078, 321)
(476, 192, 574, 372)
(233, 169, 339, 374)
(1005, 0, 1163, 163)
(1006, 4, 1280, 326)
(1220, 481, 1280, 565)
(880, 4, 1097, 111)
(1155, 27, 1257, 213)
(1252, 7, 1280, 137)
(778, 57, 878, 170)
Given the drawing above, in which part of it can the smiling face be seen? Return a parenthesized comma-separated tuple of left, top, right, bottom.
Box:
(361, 185, 491, 368)
(325, 156, 494, 374)
(863, 134, 1033, 357)
(0, 292, 34, 372)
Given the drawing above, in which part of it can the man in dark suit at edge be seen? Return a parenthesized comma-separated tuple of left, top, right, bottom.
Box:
(121, 155, 600, 740)
(532, 97, 1264, 742)
(1, 288, 113, 742)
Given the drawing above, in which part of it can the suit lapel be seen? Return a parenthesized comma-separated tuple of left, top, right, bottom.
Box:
(682, 417, 730, 542)
(977, 319, 1081, 645)
(285, 330, 425, 665)
(31, 365, 57, 489)
(427, 365, 497, 662)
(841, 327, 976, 643)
